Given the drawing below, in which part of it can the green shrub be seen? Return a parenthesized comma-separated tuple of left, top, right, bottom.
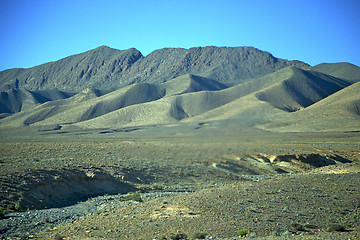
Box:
(237, 228, 249, 237)
(0, 207, 5, 219)
(290, 223, 305, 231)
(8, 200, 22, 212)
(325, 223, 346, 232)
(170, 233, 187, 240)
(119, 191, 143, 202)
(94, 210, 103, 215)
(54, 235, 65, 240)
(261, 177, 273, 181)
(14, 201, 21, 211)
(193, 232, 207, 239)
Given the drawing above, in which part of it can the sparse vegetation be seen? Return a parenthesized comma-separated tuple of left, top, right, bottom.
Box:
(290, 222, 305, 231)
(1, 112, 360, 240)
(8, 200, 22, 212)
(94, 210, 103, 215)
(0, 207, 5, 219)
(170, 233, 188, 240)
(118, 191, 143, 202)
(54, 235, 65, 240)
(237, 228, 249, 237)
(193, 232, 207, 239)
(14, 201, 21, 211)
(260, 177, 273, 181)
(325, 223, 347, 232)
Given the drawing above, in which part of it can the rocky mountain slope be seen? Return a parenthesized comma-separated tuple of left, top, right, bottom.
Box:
(0, 46, 143, 91)
(0, 46, 359, 132)
(0, 46, 309, 92)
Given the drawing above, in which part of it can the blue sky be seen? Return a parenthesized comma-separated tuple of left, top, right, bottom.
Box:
(0, 0, 359, 71)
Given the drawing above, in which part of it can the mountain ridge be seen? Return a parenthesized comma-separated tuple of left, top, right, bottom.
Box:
(0, 46, 309, 92)
(1, 46, 359, 133)
(1, 65, 359, 132)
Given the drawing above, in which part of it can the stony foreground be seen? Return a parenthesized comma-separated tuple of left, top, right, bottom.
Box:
(35, 170, 360, 240)
(0, 130, 359, 239)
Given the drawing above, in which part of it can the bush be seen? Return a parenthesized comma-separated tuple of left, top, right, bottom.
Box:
(325, 223, 346, 232)
(8, 200, 22, 212)
(54, 235, 65, 240)
(193, 232, 207, 239)
(290, 223, 305, 231)
(237, 229, 249, 237)
(14, 201, 21, 211)
(119, 191, 143, 202)
(170, 233, 187, 240)
(0, 207, 5, 219)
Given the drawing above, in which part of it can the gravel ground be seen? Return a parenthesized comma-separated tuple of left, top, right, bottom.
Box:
(0, 192, 190, 239)
(0, 131, 359, 239)
(31, 171, 360, 240)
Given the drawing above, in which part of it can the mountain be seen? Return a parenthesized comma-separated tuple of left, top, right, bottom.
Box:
(122, 46, 309, 86)
(0, 74, 227, 128)
(180, 66, 357, 123)
(0, 46, 309, 92)
(1, 64, 359, 132)
(0, 46, 359, 133)
(0, 46, 143, 91)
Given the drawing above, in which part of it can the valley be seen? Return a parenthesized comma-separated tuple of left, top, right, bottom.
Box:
(0, 46, 359, 239)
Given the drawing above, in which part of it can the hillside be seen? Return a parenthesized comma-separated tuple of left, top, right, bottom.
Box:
(0, 46, 143, 91)
(311, 62, 360, 82)
(0, 74, 228, 128)
(257, 81, 360, 132)
(0, 46, 359, 133)
(255, 68, 351, 112)
(0, 89, 74, 118)
(1, 64, 358, 132)
(0, 46, 309, 92)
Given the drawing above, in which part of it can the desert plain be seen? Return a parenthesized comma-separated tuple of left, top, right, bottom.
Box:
(0, 124, 359, 240)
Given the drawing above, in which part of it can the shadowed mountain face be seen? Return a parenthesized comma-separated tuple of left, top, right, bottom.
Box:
(0, 46, 359, 132)
(0, 89, 74, 118)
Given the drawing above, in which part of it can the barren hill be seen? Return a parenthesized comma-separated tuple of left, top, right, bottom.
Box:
(255, 67, 351, 112)
(311, 62, 360, 82)
(258, 81, 360, 132)
(0, 46, 359, 133)
(0, 46, 143, 91)
(0, 88, 74, 118)
(1, 64, 359, 132)
(0, 46, 309, 92)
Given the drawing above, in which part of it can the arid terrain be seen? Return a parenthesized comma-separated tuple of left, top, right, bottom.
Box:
(0, 127, 359, 239)
(0, 46, 359, 239)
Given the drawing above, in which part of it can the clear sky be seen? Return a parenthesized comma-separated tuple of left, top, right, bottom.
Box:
(0, 0, 359, 71)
